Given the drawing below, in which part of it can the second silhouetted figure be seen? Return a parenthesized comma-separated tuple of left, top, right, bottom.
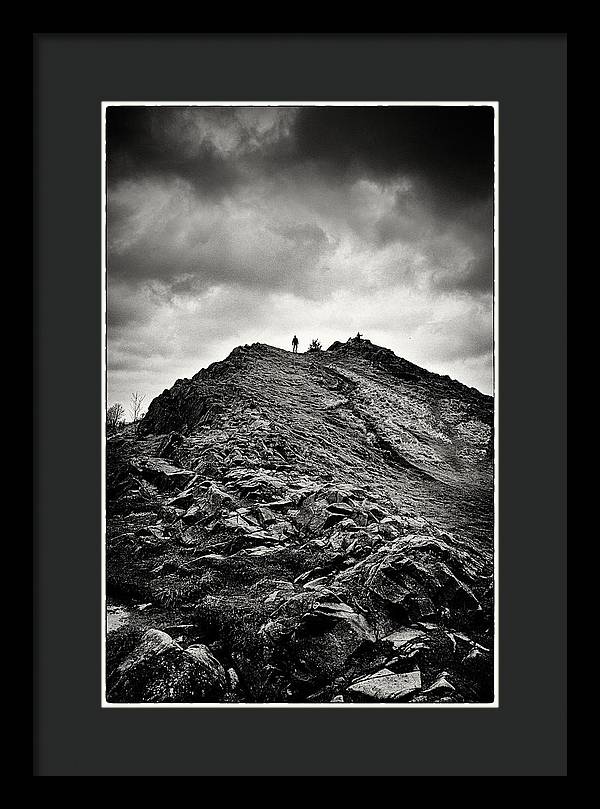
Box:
(292, 335, 299, 353)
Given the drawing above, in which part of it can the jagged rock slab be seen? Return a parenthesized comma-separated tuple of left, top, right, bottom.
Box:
(384, 628, 427, 649)
(131, 458, 195, 492)
(422, 672, 456, 696)
(347, 668, 421, 701)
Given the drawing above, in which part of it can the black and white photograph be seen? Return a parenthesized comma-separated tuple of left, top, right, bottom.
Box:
(103, 102, 497, 706)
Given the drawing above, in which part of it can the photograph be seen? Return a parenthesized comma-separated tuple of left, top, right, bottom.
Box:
(103, 102, 497, 706)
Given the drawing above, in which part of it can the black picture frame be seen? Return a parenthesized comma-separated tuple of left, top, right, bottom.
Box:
(34, 33, 567, 776)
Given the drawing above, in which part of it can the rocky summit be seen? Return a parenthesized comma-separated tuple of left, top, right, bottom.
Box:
(106, 337, 494, 704)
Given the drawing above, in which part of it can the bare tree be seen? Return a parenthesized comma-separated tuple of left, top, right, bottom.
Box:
(308, 338, 322, 353)
(106, 403, 125, 434)
(130, 392, 146, 432)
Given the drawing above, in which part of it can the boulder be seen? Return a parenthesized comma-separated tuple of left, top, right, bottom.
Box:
(206, 484, 234, 513)
(287, 598, 375, 684)
(182, 504, 201, 524)
(344, 530, 376, 557)
(323, 513, 347, 530)
(233, 508, 261, 528)
(346, 668, 421, 701)
(220, 515, 250, 535)
(326, 503, 355, 516)
(253, 505, 278, 526)
(132, 457, 195, 492)
(389, 625, 456, 672)
(323, 488, 355, 505)
(383, 627, 427, 650)
(106, 629, 227, 703)
(303, 577, 330, 590)
(158, 431, 184, 460)
(185, 644, 228, 692)
(167, 490, 196, 510)
(251, 592, 376, 692)
(293, 494, 328, 534)
(422, 672, 455, 696)
(404, 594, 437, 621)
(462, 646, 491, 673)
(194, 450, 223, 478)
(353, 511, 369, 527)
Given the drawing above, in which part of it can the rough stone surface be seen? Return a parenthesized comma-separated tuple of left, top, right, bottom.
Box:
(106, 630, 227, 703)
(106, 339, 494, 704)
(347, 668, 422, 701)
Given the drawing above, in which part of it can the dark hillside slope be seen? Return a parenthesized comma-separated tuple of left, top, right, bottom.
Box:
(106, 338, 494, 704)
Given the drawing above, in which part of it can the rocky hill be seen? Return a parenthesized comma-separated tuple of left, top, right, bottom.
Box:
(106, 338, 494, 704)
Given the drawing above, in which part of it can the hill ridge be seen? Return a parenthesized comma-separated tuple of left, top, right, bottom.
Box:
(106, 335, 494, 704)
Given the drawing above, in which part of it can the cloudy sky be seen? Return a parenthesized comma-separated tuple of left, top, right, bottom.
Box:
(106, 104, 495, 413)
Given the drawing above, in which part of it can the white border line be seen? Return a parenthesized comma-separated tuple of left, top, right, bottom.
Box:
(101, 101, 499, 709)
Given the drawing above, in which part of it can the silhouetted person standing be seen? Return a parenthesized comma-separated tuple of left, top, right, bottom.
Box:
(292, 335, 299, 354)
(355, 332, 363, 343)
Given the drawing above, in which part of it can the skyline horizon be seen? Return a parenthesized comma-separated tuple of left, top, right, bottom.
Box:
(107, 326, 494, 417)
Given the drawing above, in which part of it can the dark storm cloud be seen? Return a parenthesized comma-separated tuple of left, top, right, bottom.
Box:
(431, 245, 494, 294)
(291, 106, 494, 203)
(107, 105, 493, 298)
(107, 106, 296, 198)
(107, 106, 243, 197)
(107, 105, 493, 203)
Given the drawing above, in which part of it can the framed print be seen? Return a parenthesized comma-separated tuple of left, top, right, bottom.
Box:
(102, 101, 498, 709)
(35, 33, 566, 776)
